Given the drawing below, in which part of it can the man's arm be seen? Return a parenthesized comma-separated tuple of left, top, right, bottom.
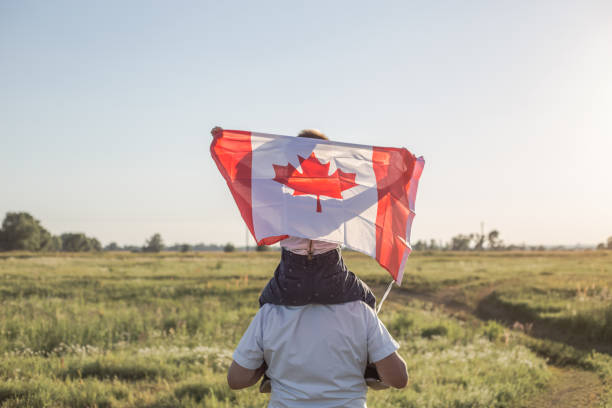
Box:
(373, 351, 408, 389)
(366, 305, 408, 389)
(227, 361, 267, 390)
(228, 308, 266, 390)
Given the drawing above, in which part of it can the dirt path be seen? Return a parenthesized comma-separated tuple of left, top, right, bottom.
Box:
(376, 284, 606, 407)
(524, 367, 604, 408)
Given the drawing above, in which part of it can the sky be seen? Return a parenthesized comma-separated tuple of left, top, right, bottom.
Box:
(1, 0, 611, 248)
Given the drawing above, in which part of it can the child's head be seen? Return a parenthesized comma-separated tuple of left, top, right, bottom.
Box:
(298, 129, 328, 141)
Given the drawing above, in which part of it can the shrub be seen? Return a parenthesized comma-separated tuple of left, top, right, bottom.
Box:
(481, 321, 505, 342)
(387, 314, 414, 339)
(143, 233, 164, 253)
(61, 233, 100, 252)
(0, 212, 59, 252)
(421, 325, 448, 339)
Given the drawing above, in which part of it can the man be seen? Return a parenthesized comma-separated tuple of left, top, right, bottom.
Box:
(227, 300, 408, 407)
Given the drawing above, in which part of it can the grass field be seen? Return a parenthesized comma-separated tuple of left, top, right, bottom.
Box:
(0, 251, 610, 407)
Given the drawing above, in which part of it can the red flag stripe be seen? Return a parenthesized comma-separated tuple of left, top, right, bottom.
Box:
(372, 146, 418, 283)
(395, 157, 425, 283)
(211, 130, 288, 246)
(210, 130, 256, 239)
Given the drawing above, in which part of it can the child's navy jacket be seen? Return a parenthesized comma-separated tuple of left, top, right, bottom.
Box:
(259, 248, 376, 310)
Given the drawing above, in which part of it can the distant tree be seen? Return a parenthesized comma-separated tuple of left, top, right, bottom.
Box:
(143, 233, 164, 253)
(487, 230, 502, 250)
(223, 242, 235, 253)
(472, 233, 485, 251)
(607, 236, 612, 250)
(37, 226, 61, 251)
(597, 243, 605, 250)
(39, 228, 52, 250)
(0, 212, 48, 251)
(104, 242, 120, 251)
(123, 245, 141, 253)
(255, 244, 268, 252)
(451, 234, 472, 251)
(180, 243, 191, 253)
(41, 234, 62, 251)
(89, 238, 102, 252)
(429, 239, 439, 251)
(61, 233, 93, 252)
(413, 240, 426, 251)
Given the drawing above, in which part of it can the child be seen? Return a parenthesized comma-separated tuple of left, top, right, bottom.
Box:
(259, 237, 375, 310)
(257, 129, 385, 392)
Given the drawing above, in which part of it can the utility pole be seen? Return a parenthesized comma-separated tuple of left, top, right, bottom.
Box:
(480, 221, 485, 251)
(245, 227, 249, 252)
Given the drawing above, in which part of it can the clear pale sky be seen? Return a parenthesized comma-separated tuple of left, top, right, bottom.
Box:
(1, 1, 610, 247)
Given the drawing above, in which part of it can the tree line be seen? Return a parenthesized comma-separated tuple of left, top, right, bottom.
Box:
(2, 212, 609, 253)
(0, 212, 244, 253)
(596, 237, 612, 250)
(413, 230, 612, 251)
(107, 236, 267, 253)
(0, 212, 100, 252)
(104, 235, 242, 253)
(413, 229, 508, 251)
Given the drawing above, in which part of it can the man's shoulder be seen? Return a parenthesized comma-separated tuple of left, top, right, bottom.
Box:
(261, 301, 375, 318)
(332, 300, 376, 315)
(262, 300, 370, 309)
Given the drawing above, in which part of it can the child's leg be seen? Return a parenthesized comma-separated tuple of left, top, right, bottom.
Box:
(259, 249, 313, 307)
(325, 252, 376, 309)
(260, 248, 377, 308)
(258, 264, 281, 307)
(342, 270, 376, 310)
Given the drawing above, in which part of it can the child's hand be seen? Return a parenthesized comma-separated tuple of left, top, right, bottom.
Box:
(211, 126, 223, 137)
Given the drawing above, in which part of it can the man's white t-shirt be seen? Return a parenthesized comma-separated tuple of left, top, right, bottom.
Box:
(232, 301, 399, 408)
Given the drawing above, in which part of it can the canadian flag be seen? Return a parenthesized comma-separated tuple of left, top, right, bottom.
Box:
(210, 129, 424, 284)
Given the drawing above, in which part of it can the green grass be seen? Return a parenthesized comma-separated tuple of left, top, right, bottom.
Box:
(0, 251, 610, 407)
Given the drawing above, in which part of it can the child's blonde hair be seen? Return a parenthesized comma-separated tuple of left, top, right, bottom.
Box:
(298, 129, 328, 141)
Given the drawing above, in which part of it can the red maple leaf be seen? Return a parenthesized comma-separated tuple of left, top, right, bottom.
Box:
(272, 152, 358, 212)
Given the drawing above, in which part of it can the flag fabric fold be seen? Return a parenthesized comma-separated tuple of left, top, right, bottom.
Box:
(210, 129, 424, 284)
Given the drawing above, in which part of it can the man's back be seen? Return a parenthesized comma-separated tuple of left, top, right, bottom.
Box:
(233, 301, 399, 408)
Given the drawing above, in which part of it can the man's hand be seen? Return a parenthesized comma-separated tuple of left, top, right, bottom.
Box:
(211, 126, 223, 137)
(227, 360, 267, 390)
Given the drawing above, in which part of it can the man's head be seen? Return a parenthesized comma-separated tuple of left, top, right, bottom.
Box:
(298, 129, 328, 141)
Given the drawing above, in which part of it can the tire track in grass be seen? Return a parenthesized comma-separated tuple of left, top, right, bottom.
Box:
(524, 367, 603, 408)
(374, 283, 607, 408)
